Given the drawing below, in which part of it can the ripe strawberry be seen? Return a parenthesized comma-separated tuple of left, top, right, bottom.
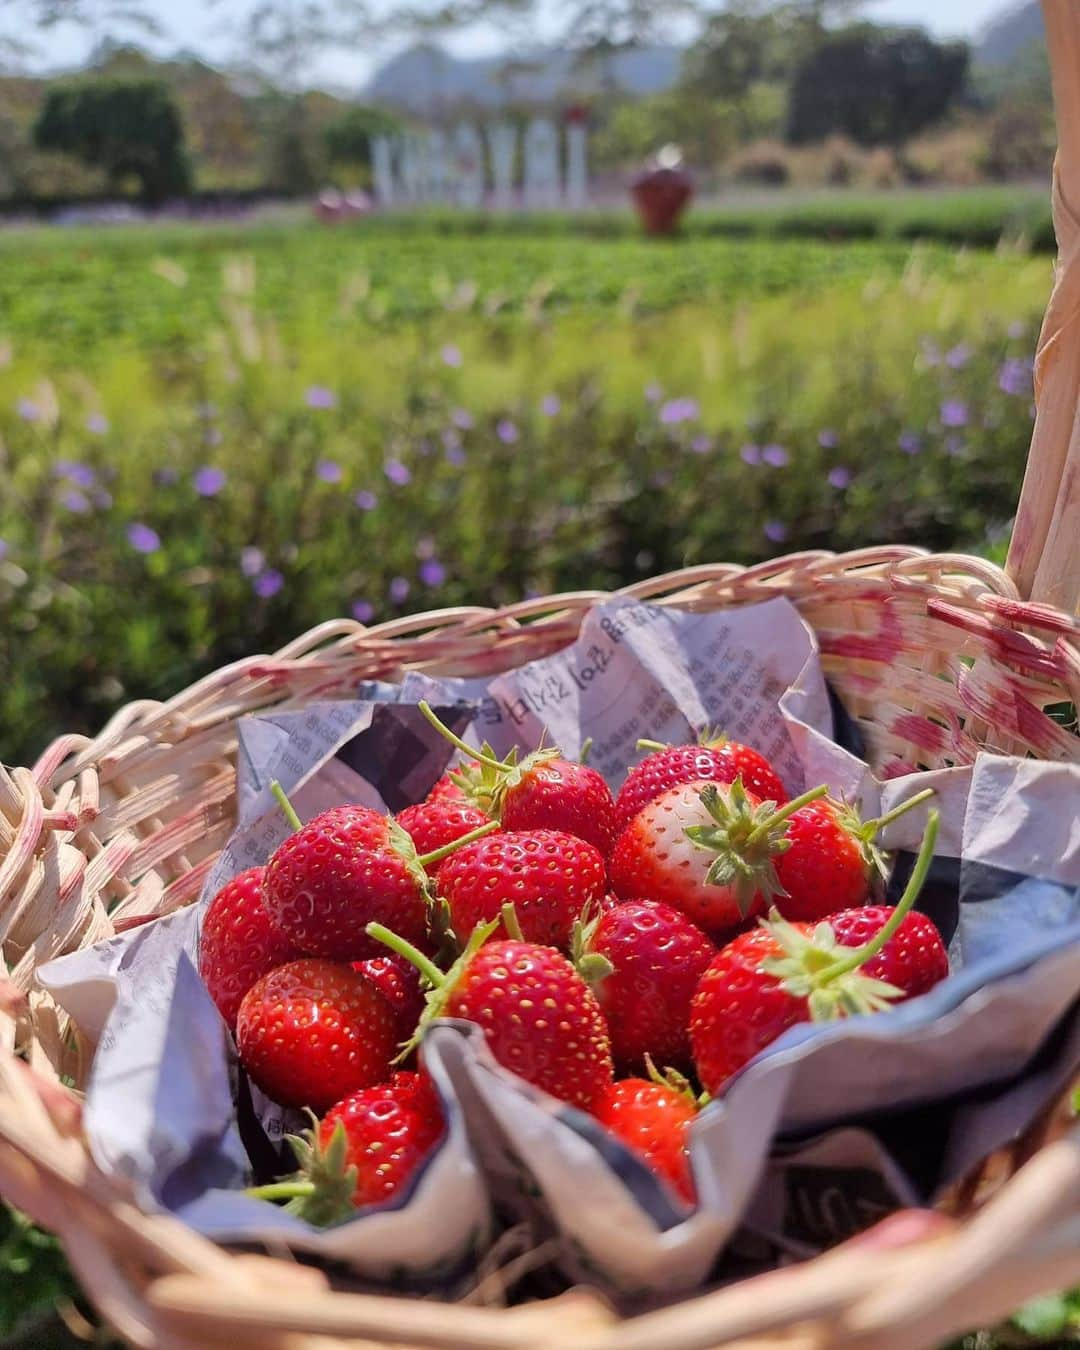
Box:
(690, 813, 942, 1095)
(772, 790, 935, 923)
(198, 866, 298, 1028)
(396, 799, 493, 858)
(592, 1077, 697, 1203)
(437, 829, 606, 949)
(352, 953, 427, 1046)
(427, 759, 483, 804)
(828, 905, 948, 998)
(236, 959, 397, 1112)
(615, 739, 787, 834)
(369, 921, 614, 1112)
(419, 702, 617, 853)
(609, 778, 821, 937)
(574, 899, 716, 1071)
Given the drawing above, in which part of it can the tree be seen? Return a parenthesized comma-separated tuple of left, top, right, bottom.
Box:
(323, 104, 404, 177)
(786, 26, 969, 147)
(33, 77, 191, 201)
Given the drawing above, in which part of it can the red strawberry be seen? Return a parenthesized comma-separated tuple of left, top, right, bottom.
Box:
(370, 922, 614, 1112)
(352, 953, 427, 1046)
(574, 899, 715, 1071)
(690, 813, 942, 1095)
(236, 959, 397, 1112)
(427, 759, 483, 804)
(437, 829, 606, 949)
(615, 740, 787, 834)
(253, 1070, 444, 1224)
(396, 799, 493, 858)
(772, 790, 935, 923)
(419, 702, 617, 853)
(198, 866, 299, 1028)
(828, 905, 948, 998)
(592, 1077, 697, 1203)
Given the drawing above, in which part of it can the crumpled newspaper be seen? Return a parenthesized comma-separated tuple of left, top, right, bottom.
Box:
(38, 596, 1080, 1293)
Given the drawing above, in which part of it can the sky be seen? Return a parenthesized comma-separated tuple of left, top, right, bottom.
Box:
(16, 0, 1016, 92)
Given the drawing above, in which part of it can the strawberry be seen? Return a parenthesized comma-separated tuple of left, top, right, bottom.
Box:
(573, 899, 715, 1071)
(614, 738, 787, 834)
(198, 866, 299, 1028)
(263, 792, 494, 962)
(427, 759, 483, 804)
(236, 959, 397, 1112)
(828, 905, 948, 998)
(395, 799, 493, 858)
(352, 953, 427, 1046)
(249, 1071, 444, 1224)
(690, 813, 942, 1095)
(592, 1076, 697, 1204)
(771, 790, 936, 923)
(419, 702, 618, 853)
(369, 921, 614, 1112)
(608, 778, 827, 937)
(437, 828, 606, 949)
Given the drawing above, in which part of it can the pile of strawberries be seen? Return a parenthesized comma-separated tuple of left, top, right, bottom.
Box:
(198, 704, 947, 1221)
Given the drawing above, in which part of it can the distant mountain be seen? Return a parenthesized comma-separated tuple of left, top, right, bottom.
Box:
(365, 43, 683, 114)
(976, 1, 1044, 67)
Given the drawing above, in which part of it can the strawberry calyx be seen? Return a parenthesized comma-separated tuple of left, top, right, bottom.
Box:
(418, 700, 560, 819)
(636, 726, 727, 756)
(569, 905, 615, 989)
(644, 1054, 705, 1110)
(366, 916, 500, 1060)
(682, 779, 829, 917)
(247, 1110, 356, 1227)
(760, 809, 941, 1022)
(832, 786, 937, 882)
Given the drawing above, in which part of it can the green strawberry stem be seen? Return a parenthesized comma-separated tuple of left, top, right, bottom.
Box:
(500, 902, 525, 942)
(270, 779, 302, 832)
(247, 1180, 315, 1202)
(579, 737, 593, 765)
(636, 738, 668, 753)
(418, 701, 505, 772)
(365, 923, 446, 989)
(859, 787, 936, 839)
(415, 820, 499, 869)
(817, 809, 941, 986)
(742, 783, 829, 847)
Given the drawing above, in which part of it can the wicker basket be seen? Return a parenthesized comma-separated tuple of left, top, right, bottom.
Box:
(4, 5, 1080, 1346)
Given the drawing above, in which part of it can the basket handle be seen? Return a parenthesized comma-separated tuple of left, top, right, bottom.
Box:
(1006, 1, 1080, 613)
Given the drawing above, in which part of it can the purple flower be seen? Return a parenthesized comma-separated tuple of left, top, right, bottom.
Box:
(945, 343, 972, 370)
(240, 546, 265, 577)
(415, 535, 436, 560)
(690, 435, 712, 454)
(154, 466, 179, 486)
(940, 400, 969, 429)
(55, 460, 95, 488)
(352, 599, 375, 623)
(764, 520, 788, 544)
(899, 431, 921, 455)
(194, 466, 226, 497)
(827, 466, 852, 489)
(305, 385, 337, 410)
(817, 429, 838, 449)
(419, 559, 447, 587)
(496, 418, 519, 444)
(86, 413, 109, 435)
(659, 398, 699, 426)
(540, 394, 561, 417)
(204, 427, 223, 447)
(1008, 320, 1027, 339)
(440, 344, 463, 368)
(316, 459, 343, 483)
(644, 382, 663, 404)
(445, 445, 466, 467)
(354, 489, 378, 510)
(945, 436, 966, 458)
(998, 357, 1032, 398)
(127, 522, 160, 554)
(389, 575, 410, 604)
(94, 488, 113, 510)
(253, 569, 284, 598)
(16, 398, 40, 422)
(762, 443, 789, 468)
(739, 443, 761, 465)
(384, 459, 411, 486)
(451, 407, 474, 430)
(61, 489, 91, 513)
(442, 428, 462, 452)
(920, 339, 941, 368)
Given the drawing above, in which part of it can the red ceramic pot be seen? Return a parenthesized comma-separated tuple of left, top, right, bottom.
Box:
(630, 166, 694, 236)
